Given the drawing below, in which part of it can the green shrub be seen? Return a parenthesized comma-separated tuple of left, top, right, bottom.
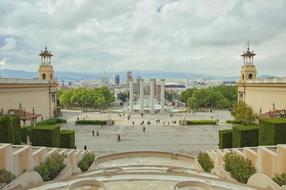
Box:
(76, 120, 110, 125)
(219, 129, 233, 149)
(186, 120, 217, 125)
(273, 172, 286, 186)
(226, 120, 241, 124)
(232, 125, 259, 148)
(60, 130, 75, 149)
(0, 115, 21, 144)
(224, 152, 256, 183)
(37, 118, 67, 126)
(34, 153, 65, 181)
(197, 152, 214, 173)
(31, 125, 60, 147)
(21, 126, 32, 144)
(0, 169, 16, 184)
(78, 152, 95, 172)
(259, 118, 286, 146)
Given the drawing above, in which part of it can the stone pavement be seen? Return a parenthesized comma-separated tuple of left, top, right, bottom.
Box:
(61, 110, 233, 156)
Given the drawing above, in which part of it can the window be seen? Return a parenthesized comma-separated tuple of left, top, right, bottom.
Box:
(42, 73, 46, 80)
(248, 73, 253, 80)
(242, 74, 244, 80)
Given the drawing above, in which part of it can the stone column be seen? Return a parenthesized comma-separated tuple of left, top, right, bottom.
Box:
(150, 79, 155, 114)
(139, 79, 144, 113)
(129, 79, 134, 113)
(160, 79, 165, 113)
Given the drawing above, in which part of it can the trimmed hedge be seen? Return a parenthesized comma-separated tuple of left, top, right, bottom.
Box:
(259, 118, 286, 146)
(34, 153, 65, 181)
(226, 120, 241, 124)
(21, 126, 32, 144)
(233, 125, 259, 148)
(0, 115, 21, 144)
(0, 169, 16, 184)
(219, 129, 233, 149)
(60, 130, 75, 149)
(197, 152, 214, 173)
(78, 152, 95, 172)
(31, 125, 60, 147)
(224, 152, 256, 183)
(186, 120, 217, 125)
(76, 120, 113, 125)
(37, 118, 67, 126)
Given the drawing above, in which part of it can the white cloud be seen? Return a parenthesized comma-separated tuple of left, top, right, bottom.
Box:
(1, 37, 17, 50)
(0, 0, 285, 76)
(0, 58, 7, 67)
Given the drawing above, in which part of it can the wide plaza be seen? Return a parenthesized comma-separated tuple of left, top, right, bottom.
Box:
(61, 110, 233, 156)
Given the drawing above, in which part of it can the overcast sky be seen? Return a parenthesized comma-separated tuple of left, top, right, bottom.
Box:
(0, 0, 285, 76)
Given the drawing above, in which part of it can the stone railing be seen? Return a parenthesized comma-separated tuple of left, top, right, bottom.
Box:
(205, 144, 286, 177)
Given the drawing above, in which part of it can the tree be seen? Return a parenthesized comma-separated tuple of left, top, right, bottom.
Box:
(117, 92, 128, 102)
(231, 101, 255, 124)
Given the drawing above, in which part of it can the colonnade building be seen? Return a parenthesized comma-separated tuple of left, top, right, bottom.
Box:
(237, 44, 286, 115)
(0, 47, 58, 125)
(129, 78, 166, 114)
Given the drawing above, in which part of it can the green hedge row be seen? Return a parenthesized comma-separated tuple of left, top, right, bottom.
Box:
(76, 120, 113, 125)
(0, 115, 21, 144)
(21, 126, 32, 144)
(31, 125, 60, 147)
(186, 120, 217, 125)
(37, 118, 67, 126)
(60, 130, 75, 149)
(233, 125, 259, 148)
(259, 118, 286, 146)
(226, 120, 241, 124)
(219, 118, 286, 149)
(219, 129, 232, 149)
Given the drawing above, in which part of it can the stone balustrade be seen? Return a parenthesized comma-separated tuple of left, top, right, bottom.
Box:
(0, 143, 91, 177)
(205, 144, 286, 177)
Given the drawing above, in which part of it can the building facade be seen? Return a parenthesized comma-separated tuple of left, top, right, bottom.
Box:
(237, 44, 286, 115)
(0, 47, 58, 122)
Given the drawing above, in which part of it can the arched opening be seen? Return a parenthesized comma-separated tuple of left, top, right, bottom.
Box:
(42, 73, 46, 80)
(248, 73, 253, 80)
(242, 74, 245, 80)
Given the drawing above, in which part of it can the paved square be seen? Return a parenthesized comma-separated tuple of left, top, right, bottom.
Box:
(61, 110, 233, 156)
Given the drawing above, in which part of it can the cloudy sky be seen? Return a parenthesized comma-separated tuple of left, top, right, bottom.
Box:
(0, 0, 285, 76)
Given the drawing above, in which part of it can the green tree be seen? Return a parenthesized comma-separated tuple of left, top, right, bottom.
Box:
(231, 101, 255, 124)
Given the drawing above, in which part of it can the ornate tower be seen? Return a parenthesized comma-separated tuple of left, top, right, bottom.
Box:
(240, 42, 257, 81)
(38, 46, 54, 81)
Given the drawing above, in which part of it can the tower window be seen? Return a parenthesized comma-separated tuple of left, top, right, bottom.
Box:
(248, 73, 253, 80)
(42, 73, 46, 80)
(242, 74, 244, 80)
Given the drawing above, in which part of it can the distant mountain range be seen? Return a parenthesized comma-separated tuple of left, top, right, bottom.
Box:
(0, 68, 245, 82)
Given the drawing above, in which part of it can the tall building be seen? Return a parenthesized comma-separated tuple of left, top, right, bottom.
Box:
(113, 74, 120, 86)
(237, 43, 286, 115)
(126, 71, 132, 83)
(0, 46, 58, 124)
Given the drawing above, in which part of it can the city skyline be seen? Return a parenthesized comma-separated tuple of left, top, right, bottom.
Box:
(0, 0, 286, 76)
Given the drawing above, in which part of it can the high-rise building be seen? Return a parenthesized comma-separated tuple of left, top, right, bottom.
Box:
(113, 74, 120, 86)
(126, 71, 132, 83)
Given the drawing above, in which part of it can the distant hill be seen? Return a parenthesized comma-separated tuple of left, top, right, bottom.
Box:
(0, 69, 239, 82)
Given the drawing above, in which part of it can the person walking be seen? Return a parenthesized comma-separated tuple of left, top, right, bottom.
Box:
(96, 131, 99, 136)
(84, 145, 87, 150)
(92, 130, 94, 136)
(143, 126, 146, 133)
(117, 134, 121, 142)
